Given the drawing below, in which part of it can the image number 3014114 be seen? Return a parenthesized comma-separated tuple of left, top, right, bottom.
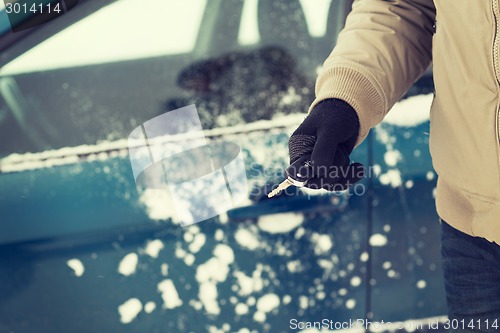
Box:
(3, 0, 79, 32)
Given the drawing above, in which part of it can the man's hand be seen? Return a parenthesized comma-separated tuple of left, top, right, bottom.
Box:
(288, 98, 365, 191)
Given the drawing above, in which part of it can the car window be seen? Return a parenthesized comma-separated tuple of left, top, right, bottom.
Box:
(238, 0, 332, 45)
(0, 0, 207, 75)
(0, 0, 211, 156)
(0, 0, 337, 157)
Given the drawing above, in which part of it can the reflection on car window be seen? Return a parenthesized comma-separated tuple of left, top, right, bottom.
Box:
(238, 0, 259, 45)
(238, 0, 332, 45)
(299, 0, 332, 37)
(1, 0, 207, 76)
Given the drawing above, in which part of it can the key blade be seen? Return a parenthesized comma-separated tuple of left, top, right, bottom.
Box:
(267, 179, 293, 198)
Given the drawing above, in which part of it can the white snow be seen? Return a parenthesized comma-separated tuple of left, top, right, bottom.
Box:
(175, 247, 187, 260)
(67, 259, 85, 277)
(189, 233, 206, 254)
(199, 281, 220, 315)
(359, 252, 369, 262)
(257, 293, 280, 313)
(144, 240, 164, 258)
(214, 230, 224, 241)
(118, 253, 138, 276)
(258, 213, 304, 233)
(233, 266, 264, 296)
(247, 297, 256, 306)
(236, 329, 252, 333)
(317, 259, 335, 275)
(161, 263, 169, 276)
(254, 293, 280, 322)
(118, 298, 142, 324)
(417, 280, 427, 289)
(426, 171, 435, 181)
(383, 94, 433, 127)
(234, 271, 256, 296)
(287, 260, 303, 273)
(295, 227, 306, 239)
(196, 257, 229, 284)
(195, 244, 235, 315)
(157, 279, 183, 309)
(299, 296, 309, 309)
(311, 233, 333, 255)
(382, 261, 392, 270)
(253, 311, 266, 323)
(139, 189, 174, 221)
(345, 299, 356, 309)
(184, 232, 194, 243)
(350, 276, 362, 287)
(144, 302, 156, 314)
(235, 303, 249, 315)
(379, 169, 402, 188)
(184, 254, 195, 266)
(0, 112, 303, 174)
(235, 228, 260, 250)
(370, 234, 388, 247)
(384, 150, 402, 167)
(213, 244, 235, 264)
(219, 212, 229, 224)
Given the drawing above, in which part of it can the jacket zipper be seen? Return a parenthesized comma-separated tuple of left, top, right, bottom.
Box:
(494, 0, 500, 145)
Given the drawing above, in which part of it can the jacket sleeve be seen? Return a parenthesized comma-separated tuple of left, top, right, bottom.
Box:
(311, 0, 436, 145)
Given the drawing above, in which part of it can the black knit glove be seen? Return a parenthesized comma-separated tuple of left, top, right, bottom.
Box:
(288, 98, 365, 191)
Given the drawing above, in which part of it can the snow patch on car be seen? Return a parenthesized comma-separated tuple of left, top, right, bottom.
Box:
(369, 234, 388, 247)
(118, 298, 142, 324)
(157, 279, 183, 309)
(144, 301, 156, 314)
(118, 252, 139, 276)
(383, 93, 433, 127)
(138, 189, 175, 221)
(234, 228, 261, 250)
(67, 258, 85, 277)
(379, 169, 403, 188)
(253, 293, 280, 323)
(195, 244, 235, 315)
(143, 239, 164, 258)
(257, 213, 303, 233)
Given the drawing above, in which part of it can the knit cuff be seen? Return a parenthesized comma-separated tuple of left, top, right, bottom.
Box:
(309, 65, 386, 147)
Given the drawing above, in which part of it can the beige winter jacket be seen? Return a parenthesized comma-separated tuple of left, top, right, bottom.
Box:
(311, 0, 500, 244)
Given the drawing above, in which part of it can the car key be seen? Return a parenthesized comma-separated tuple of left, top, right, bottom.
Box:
(268, 155, 313, 198)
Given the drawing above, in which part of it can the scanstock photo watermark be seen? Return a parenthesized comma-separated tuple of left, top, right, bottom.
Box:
(289, 317, 500, 331)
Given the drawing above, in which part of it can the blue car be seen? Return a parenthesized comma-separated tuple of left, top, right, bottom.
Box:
(0, 1, 446, 332)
